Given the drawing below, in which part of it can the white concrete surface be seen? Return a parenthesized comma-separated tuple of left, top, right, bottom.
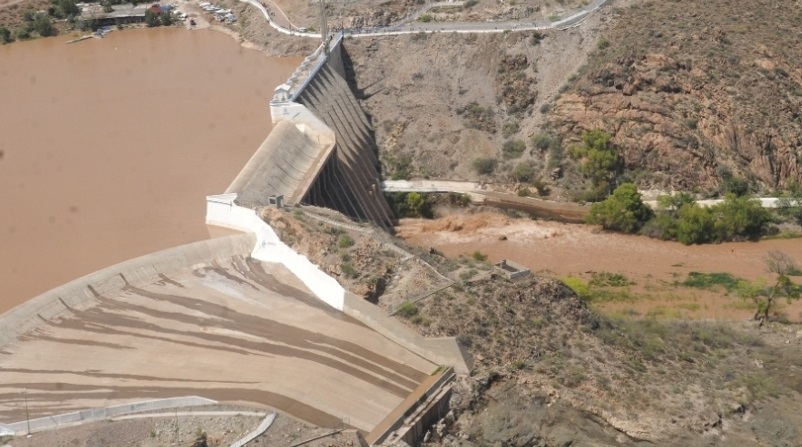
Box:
(206, 194, 345, 310)
(229, 413, 276, 447)
(5, 396, 218, 435)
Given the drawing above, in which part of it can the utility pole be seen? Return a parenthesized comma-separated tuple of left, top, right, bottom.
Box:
(320, 0, 329, 53)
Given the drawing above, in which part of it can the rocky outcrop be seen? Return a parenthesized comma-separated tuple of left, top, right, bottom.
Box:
(548, 0, 802, 193)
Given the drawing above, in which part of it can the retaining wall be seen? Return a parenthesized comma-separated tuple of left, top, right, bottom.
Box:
(0, 234, 256, 349)
(206, 194, 345, 310)
(5, 396, 217, 435)
(342, 293, 471, 375)
(366, 368, 455, 445)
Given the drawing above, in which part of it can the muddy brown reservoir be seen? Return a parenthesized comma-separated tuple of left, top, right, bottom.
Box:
(0, 28, 300, 311)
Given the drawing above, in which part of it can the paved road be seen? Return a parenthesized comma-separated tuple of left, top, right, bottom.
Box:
(240, 0, 608, 38)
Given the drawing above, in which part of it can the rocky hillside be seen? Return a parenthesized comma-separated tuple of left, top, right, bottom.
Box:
(342, 0, 802, 199)
(264, 206, 802, 446)
(344, 22, 601, 199)
(548, 0, 802, 195)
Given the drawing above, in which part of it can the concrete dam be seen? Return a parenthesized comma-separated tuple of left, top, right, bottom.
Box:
(227, 32, 395, 229)
(0, 32, 468, 445)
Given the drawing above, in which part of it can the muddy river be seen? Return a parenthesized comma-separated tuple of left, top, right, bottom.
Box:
(0, 28, 300, 312)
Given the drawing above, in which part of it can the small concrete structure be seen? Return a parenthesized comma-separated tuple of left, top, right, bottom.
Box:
(495, 259, 531, 280)
(267, 194, 284, 208)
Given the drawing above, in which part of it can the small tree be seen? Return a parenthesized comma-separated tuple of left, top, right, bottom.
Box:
(738, 251, 801, 324)
(675, 203, 714, 244)
(511, 161, 535, 183)
(0, 26, 12, 44)
(32, 13, 56, 36)
(586, 183, 653, 233)
(160, 9, 173, 26)
(405, 192, 432, 218)
(144, 8, 160, 27)
(777, 181, 802, 225)
(569, 129, 622, 193)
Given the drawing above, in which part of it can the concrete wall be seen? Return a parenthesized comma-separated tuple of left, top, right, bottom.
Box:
(342, 293, 471, 375)
(229, 413, 276, 447)
(4, 396, 217, 435)
(366, 368, 455, 445)
(206, 194, 346, 310)
(0, 233, 256, 349)
(205, 197, 471, 375)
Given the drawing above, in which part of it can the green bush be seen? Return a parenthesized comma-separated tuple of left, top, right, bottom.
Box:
(511, 161, 535, 183)
(586, 183, 653, 233)
(340, 262, 358, 278)
(681, 272, 741, 292)
(0, 26, 12, 44)
(419, 14, 433, 22)
(570, 129, 622, 192)
(386, 192, 433, 218)
(32, 12, 56, 36)
(472, 157, 497, 175)
(531, 133, 558, 152)
(396, 301, 419, 318)
(562, 276, 590, 300)
(502, 122, 520, 138)
(502, 139, 526, 159)
(337, 234, 355, 249)
(471, 251, 488, 262)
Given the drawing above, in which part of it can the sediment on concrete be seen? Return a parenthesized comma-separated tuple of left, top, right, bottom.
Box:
(366, 368, 455, 446)
(0, 233, 255, 349)
(342, 293, 471, 375)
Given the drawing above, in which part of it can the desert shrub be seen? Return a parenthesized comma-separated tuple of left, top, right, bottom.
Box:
(340, 262, 358, 278)
(590, 272, 632, 287)
(472, 156, 498, 175)
(532, 178, 550, 196)
(472, 251, 488, 262)
(502, 122, 520, 138)
(337, 234, 355, 249)
(531, 133, 559, 152)
(502, 139, 526, 159)
(0, 26, 12, 43)
(419, 14, 433, 22)
(396, 301, 419, 318)
(681, 272, 741, 292)
(511, 161, 535, 183)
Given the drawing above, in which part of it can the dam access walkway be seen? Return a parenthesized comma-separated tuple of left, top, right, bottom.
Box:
(0, 235, 436, 434)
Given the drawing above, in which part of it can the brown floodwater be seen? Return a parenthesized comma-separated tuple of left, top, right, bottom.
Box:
(0, 28, 301, 312)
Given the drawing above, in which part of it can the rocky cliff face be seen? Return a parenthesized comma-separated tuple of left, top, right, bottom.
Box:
(548, 0, 802, 193)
